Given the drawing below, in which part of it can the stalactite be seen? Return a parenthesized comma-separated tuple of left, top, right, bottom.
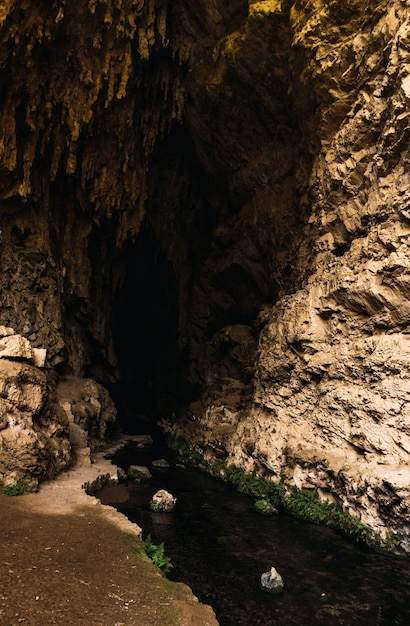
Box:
(0, 0, 184, 227)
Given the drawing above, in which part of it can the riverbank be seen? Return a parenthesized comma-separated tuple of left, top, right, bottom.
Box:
(0, 440, 218, 626)
(98, 439, 410, 626)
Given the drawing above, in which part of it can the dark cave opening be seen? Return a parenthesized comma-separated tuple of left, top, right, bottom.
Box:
(107, 124, 215, 434)
(109, 226, 196, 433)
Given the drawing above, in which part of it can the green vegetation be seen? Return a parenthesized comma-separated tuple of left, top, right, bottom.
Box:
(2, 481, 29, 496)
(143, 534, 173, 576)
(167, 432, 404, 553)
(167, 433, 204, 466)
(382, 529, 402, 552)
(221, 465, 373, 544)
(222, 464, 285, 502)
(285, 486, 371, 542)
(254, 499, 278, 516)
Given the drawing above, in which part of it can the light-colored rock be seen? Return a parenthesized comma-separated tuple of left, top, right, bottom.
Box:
(0, 326, 15, 337)
(260, 567, 284, 594)
(0, 334, 33, 361)
(150, 489, 177, 512)
(57, 377, 117, 460)
(151, 458, 170, 469)
(32, 347, 47, 367)
(127, 464, 152, 482)
(0, 360, 70, 489)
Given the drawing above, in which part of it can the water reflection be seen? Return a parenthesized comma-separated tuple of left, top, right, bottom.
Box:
(97, 443, 410, 626)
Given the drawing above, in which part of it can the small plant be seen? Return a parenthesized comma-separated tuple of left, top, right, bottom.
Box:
(223, 464, 286, 506)
(2, 481, 28, 496)
(143, 534, 173, 576)
(165, 433, 405, 553)
(254, 499, 278, 516)
(381, 529, 402, 552)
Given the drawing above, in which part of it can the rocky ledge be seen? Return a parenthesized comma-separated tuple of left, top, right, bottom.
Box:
(0, 325, 116, 490)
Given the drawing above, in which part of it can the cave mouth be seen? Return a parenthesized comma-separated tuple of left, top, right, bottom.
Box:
(109, 224, 197, 434)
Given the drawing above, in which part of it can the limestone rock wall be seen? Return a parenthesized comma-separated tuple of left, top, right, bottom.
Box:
(170, 0, 410, 545)
(1, 0, 410, 542)
(249, 0, 410, 540)
(0, 0, 184, 373)
(0, 0, 170, 484)
(0, 327, 70, 488)
(57, 376, 117, 466)
(0, 327, 118, 486)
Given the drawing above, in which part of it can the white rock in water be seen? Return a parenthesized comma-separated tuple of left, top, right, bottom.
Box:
(150, 489, 177, 512)
(260, 566, 284, 594)
(151, 458, 170, 469)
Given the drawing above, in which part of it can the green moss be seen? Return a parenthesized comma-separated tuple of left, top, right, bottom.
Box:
(284, 486, 371, 542)
(166, 432, 406, 552)
(167, 432, 205, 466)
(383, 529, 402, 552)
(2, 481, 29, 496)
(221, 464, 286, 505)
(254, 499, 278, 516)
(220, 465, 374, 544)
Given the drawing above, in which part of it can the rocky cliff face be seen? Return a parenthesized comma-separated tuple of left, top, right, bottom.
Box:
(0, 1, 409, 545)
(169, 0, 410, 546)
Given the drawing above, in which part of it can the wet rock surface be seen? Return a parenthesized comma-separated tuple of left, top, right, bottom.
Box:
(260, 567, 284, 595)
(150, 488, 177, 512)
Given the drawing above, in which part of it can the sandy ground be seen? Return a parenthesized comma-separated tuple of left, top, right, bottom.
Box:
(0, 442, 218, 626)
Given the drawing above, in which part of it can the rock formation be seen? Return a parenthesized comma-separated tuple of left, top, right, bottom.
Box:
(0, 326, 70, 488)
(0, 326, 116, 486)
(0, 0, 409, 545)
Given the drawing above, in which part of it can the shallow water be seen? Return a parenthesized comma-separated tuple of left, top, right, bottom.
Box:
(97, 441, 410, 626)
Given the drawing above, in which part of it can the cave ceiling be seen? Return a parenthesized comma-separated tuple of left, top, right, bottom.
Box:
(0, 0, 314, 407)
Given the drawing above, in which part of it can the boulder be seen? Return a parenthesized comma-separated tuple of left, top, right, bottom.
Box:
(260, 567, 284, 595)
(151, 458, 170, 469)
(32, 347, 47, 368)
(57, 376, 117, 457)
(150, 489, 177, 512)
(128, 465, 152, 483)
(0, 326, 15, 337)
(0, 360, 70, 489)
(117, 467, 127, 482)
(0, 334, 33, 361)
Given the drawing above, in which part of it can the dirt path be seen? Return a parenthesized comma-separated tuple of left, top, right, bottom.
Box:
(0, 444, 218, 626)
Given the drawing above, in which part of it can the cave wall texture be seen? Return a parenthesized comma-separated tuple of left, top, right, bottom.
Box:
(1, 0, 410, 544)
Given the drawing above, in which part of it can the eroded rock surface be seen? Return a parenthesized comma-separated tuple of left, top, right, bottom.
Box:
(57, 376, 117, 464)
(0, 328, 117, 485)
(168, 0, 410, 545)
(1, 0, 410, 545)
(0, 357, 70, 489)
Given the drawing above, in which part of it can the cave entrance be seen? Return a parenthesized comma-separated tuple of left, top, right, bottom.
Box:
(110, 226, 188, 434)
(109, 125, 209, 435)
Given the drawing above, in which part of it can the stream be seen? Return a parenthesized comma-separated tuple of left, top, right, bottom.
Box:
(97, 437, 410, 626)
